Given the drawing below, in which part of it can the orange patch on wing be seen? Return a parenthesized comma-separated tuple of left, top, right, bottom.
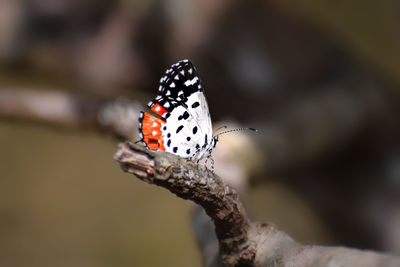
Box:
(151, 103, 168, 117)
(141, 112, 166, 151)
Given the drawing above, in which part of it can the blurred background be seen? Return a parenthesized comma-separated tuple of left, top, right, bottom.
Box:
(0, 0, 400, 266)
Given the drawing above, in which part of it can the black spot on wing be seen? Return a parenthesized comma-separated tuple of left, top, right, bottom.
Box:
(176, 125, 184, 133)
(193, 126, 198, 134)
(178, 111, 190, 121)
(191, 102, 200, 108)
(173, 147, 178, 153)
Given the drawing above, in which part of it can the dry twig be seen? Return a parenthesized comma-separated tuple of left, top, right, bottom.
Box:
(114, 142, 400, 267)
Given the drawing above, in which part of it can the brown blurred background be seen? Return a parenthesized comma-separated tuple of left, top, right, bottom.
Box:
(0, 0, 399, 266)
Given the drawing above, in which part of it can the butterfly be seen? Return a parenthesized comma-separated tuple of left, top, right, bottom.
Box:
(138, 59, 255, 168)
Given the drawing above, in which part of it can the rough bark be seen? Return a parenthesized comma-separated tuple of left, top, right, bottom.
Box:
(114, 142, 400, 267)
(114, 142, 255, 266)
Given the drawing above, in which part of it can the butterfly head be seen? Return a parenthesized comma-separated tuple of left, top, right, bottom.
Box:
(212, 136, 219, 148)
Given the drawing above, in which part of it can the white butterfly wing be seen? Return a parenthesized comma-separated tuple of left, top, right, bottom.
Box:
(139, 59, 213, 160)
(163, 91, 213, 160)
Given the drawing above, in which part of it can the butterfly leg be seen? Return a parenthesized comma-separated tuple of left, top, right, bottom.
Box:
(210, 155, 215, 173)
(204, 154, 215, 173)
(204, 157, 209, 168)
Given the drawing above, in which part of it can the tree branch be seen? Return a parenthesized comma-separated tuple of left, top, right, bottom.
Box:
(0, 89, 142, 139)
(114, 142, 400, 267)
(114, 142, 254, 265)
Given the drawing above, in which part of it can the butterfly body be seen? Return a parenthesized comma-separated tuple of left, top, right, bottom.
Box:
(138, 59, 217, 162)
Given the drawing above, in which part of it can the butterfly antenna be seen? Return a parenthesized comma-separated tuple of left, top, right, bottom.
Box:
(213, 125, 228, 135)
(214, 127, 258, 138)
